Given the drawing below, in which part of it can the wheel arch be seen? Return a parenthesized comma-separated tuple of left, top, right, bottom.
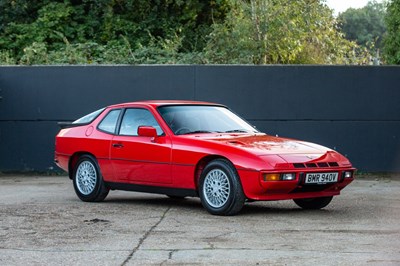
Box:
(194, 155, 239, 190)
(68, 151, 97, 180)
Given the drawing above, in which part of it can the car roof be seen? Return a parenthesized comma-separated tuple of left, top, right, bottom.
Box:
(107, 100, 225, 109)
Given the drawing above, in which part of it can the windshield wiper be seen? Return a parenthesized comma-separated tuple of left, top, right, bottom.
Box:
(181, 130, 218, 135)
(224, 129, 250, 133)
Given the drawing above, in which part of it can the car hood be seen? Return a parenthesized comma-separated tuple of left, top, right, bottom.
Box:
(197, 134, 331, 156)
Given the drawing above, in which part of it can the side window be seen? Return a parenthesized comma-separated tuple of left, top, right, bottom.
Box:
(98, 109, 121, 134)
(73, 108, 105, 124)
(119, 108, 163, 136)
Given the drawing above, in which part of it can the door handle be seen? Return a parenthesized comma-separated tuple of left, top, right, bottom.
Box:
(112, 143, 124, 148)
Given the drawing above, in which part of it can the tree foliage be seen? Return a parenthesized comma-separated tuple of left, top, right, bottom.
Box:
(383, 0, 400, 64)
(338, 1, 386, 51)
(204, 0, 363, 64)
(0, 0, 370, 65)
(0, 0, 228, 64)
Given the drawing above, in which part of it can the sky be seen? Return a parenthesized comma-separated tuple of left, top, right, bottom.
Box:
(326, 0, 385, 15)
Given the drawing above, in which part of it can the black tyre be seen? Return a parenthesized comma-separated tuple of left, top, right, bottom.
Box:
(199, 159, 245, 216)
(73, 155, 109, 202)
(293, 196, 333, 210)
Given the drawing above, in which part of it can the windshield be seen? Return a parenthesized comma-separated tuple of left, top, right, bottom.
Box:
(157, 105, 259, 135)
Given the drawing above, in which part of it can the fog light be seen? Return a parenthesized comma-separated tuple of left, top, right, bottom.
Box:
(282, 173, 296, 181)
(344, 171, 353, 178)
(263, 173, 281, 181)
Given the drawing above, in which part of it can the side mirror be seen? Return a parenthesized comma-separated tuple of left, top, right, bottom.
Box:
(137, 126, 157, 138)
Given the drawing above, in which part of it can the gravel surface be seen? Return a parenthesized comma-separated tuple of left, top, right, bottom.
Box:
(0, 175, 399, 265)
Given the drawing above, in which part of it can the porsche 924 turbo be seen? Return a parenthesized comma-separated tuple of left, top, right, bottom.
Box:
(55, 101, 355, 215)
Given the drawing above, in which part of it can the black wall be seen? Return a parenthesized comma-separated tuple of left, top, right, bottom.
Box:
(0, 65, 399, 172)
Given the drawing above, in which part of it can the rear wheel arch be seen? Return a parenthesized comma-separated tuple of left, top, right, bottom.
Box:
(68, 152, 96, 180)
(72, 154, 109, 202)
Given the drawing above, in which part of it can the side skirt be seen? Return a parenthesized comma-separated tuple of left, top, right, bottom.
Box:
(106, 182, 198, 198)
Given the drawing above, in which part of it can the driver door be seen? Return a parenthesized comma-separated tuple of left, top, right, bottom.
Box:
(110, 108, 172, 184)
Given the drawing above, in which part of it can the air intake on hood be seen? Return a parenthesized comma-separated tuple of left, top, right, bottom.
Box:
(293, 162, 339, 168)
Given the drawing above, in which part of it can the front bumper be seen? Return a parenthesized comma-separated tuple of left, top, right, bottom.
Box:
(238, 168, 355, 201)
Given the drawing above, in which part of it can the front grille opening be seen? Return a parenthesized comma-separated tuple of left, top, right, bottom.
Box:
(293, 163, 306, 168)
(293, 162, 339, 168)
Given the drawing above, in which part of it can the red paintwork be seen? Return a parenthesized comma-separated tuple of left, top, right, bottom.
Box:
(55, 101, 355, 201)
(137, 126, 157, 138)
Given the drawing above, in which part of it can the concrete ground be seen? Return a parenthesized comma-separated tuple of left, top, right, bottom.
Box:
(0, 175, 399, 266)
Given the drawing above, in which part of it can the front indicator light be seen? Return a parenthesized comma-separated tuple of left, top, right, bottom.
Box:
(262, 173, 296, 181)
(263, 173, 281, 181)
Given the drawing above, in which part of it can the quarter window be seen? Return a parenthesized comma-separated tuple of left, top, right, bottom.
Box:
(119, 109, 163, 136)
(73, 108, 105, 124)
(98, 109, 121, 134)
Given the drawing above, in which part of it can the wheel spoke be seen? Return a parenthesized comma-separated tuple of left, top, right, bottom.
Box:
(76, 161, 97, 195)
(203, 169, 231, 208)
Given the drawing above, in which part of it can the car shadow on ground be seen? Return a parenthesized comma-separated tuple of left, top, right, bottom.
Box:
(240, 202, 332, 216)
(100, 194, 337, 217)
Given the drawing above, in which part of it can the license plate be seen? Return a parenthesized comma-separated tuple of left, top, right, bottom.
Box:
(305, 172, 338, 184)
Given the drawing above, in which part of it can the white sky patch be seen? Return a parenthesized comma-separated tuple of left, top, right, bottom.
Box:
(325, 0, 385, 15)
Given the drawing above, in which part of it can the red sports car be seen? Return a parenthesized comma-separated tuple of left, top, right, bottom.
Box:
(55, 101, 355, 215)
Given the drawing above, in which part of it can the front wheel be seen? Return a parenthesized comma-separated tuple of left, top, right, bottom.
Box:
(73, 155, 109, 202)
(293, 196, 333, 210)
(199, 159, 245, 216)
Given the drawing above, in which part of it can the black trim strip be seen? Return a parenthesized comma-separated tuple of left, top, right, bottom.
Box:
(236, 167, 259, 172)
(56, 153, 110, 161)
(59, 154, 195, 167)
(172, 163, 195, 167)
(58, 121, 83, 129)
(110, 158, 195, 167)
(111, 158, 171, 165)
(56, 152, 73, 157)
(106, 182, 198, 197)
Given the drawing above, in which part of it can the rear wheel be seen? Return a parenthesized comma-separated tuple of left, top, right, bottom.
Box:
(199, 159, 245, 216)
(293, 196, 333, 210)
(73, 155, 109, 202)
